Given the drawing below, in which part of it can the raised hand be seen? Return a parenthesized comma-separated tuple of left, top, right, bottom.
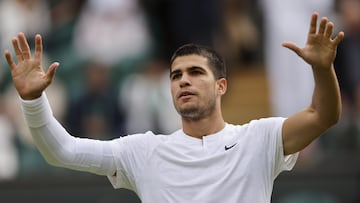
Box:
(282, 12, 344, 70)
(4, 32, 59, 100)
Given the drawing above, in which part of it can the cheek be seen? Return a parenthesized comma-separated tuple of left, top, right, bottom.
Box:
(170, 85, 177, 99)
(198, 83, 216, 98)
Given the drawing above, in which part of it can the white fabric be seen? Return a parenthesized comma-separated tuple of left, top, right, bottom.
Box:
(21, 94, 298, 203)
(21, 94, 116, 175)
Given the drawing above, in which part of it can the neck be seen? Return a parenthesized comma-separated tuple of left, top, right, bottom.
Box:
(181, 111, 226, 139)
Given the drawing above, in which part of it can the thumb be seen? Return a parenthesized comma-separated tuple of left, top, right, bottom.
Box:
(282, 41, 302, 57)
(45, 62, 59, 82)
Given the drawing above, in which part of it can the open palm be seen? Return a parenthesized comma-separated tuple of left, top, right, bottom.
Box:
(4, 32, 59, 100)
(282, 13, 344, 70)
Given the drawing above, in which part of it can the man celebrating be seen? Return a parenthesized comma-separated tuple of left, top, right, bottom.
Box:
(4, 12, 344, 202)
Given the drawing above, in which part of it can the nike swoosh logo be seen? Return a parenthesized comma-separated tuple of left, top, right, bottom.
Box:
(225, 143, 237, 151)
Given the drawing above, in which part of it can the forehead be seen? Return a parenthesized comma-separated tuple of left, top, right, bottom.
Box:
(170, 54, 210, 72)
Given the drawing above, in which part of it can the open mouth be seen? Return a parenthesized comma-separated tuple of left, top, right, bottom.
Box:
(178, 91, 195, 99)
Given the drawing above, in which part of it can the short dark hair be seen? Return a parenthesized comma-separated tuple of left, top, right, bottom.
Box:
(170, 44, 226, 79)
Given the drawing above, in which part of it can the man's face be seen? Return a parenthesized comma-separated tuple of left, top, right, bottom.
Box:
(170, 54, 223, 120)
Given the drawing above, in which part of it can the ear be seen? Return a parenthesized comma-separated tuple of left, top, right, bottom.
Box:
(216, 78, 227, 95)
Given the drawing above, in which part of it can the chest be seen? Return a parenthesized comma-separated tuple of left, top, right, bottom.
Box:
(146, 140, 268, 185)
(137, 141, 272, 202)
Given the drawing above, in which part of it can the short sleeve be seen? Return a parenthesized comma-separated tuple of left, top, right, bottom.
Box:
(273, 117, 299, 177)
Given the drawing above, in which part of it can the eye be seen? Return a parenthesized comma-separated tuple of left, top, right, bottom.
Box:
(190, 70, 203, 76)
(171, 73, 181, 81)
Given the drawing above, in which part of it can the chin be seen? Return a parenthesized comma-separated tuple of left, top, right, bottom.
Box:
(178, 106, 199, 117)
(179, 106, 211, 121)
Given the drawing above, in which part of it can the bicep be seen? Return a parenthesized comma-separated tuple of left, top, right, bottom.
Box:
(282, 107, 326, 155)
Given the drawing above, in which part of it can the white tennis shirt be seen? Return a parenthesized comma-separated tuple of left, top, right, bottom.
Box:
(21, 94, 298, 203)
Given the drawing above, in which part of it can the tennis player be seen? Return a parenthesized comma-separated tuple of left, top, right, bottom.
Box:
(4, 12, 344, 202)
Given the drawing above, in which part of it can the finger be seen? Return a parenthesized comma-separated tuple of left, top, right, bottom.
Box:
(34, 34, 42, 62)
(4, 50, 16, 71)
(18, 32, 31, 60)
(318, 17, 328, 35)
(324, 22, 334, 38)
(282, 41, 302, 57)
(333, 31, 345, 45)
(12, 37, 24, 62)
(308, 12, 318, 35)
(45, 62, 60, 83)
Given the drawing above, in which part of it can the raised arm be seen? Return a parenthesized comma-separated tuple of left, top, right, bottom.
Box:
(281, 13, 345, 155)
(4, 33, 116, 176)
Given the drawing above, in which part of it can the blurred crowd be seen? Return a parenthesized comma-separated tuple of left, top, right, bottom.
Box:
(0, 0, 359, 190)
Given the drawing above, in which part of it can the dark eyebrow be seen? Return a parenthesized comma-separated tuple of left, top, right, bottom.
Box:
(170, 66, 206, 78)
(188, 66, 206, 72)
(170, 69, 182, 78)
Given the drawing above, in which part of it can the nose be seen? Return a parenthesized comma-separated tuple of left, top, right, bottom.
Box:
(179, 73, 191, 88)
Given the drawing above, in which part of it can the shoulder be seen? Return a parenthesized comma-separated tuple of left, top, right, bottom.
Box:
(251, 117, 286, 126)
(228, 117, 286, 131)
(226, 117, 286, 141)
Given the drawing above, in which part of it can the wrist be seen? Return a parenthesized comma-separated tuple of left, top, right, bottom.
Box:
(20, 92, 43, 101)
(20, 92, 53, 128)
(312, 64, 334, 72)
